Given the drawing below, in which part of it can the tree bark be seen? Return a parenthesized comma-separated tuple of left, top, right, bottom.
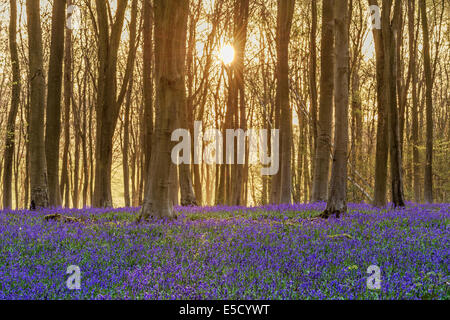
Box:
(26, 0, 49, 209)
(45, 0, 66, 207)
(369, 0, 388, 207)
(139, 0, 189, 220)
(322, 0, 349, 218)
(309, 0, 318, 169)
(93, 0, 130, 207)
(408, 0, 420, 202)
(230, 0, 250, 206)
(382, 0, 405, 207)
(311, 0, 335, 202)
(275, 0, 295, 204)
(143, 0, 154, 197)
(420, 0, 434, 203)
(2, 0, 21, 209)
(60, 0, 73, 207)
(123, 84, 132, 208)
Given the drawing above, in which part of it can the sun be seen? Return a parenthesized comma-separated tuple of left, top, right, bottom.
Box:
(218, 44, 235, 65)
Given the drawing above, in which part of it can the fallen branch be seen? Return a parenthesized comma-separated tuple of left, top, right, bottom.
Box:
(43, 213, 82, 224)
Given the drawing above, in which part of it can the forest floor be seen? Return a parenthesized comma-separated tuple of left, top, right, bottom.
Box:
(0, 202, 448, 299)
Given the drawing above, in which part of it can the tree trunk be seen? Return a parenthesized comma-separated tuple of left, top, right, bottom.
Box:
(45, 0, 66, 207)
(179, 7, 198, 207)
(230, 0, 250, 206)
(60, 1, 72, 208)
(81, 68, 89, 207)
(309, 0, 318, 169)
(26, 0, 49, 209)
(311, 0, 335, 202)
(276, 0, 295, 204)
(123, 82, 132, 208)
(143, 0, 154, 197)
(408, 0, 420, 202)
(2, 0, 21, 209)
(121, 0, 138, 208)
(322, 0, 349, 218)
(178, 90, 196, 206)
(93, 0, 129, 207)
(382, 0, 405, 207)
(420, 0, 433, 203)
(139, 0, 189, 220)
(369, 0, 388, 207)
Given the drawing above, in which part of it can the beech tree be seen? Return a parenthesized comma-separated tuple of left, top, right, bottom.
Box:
(311, 0, 335, 203)
(2, 0, 20, 209)
(26, 0, 49, 208)
(142, 0, 154, 197)
(45, 0, 66, 207)
(273, 0, 295, 204)
(322, 0, 350, 218)
(139, 0, 190, 220)
(407, 0, 420, 202)
(420, 0, 434, 203)
(93, 0, 132, 207)
(369, 0, 389, 207)
(382, 0, 405, 207)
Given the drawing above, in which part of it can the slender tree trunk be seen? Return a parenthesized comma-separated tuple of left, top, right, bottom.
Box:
(93, 0, 128, 208)
(26, 0, 49, 209)
(81, 71, 89, 207)
(179, 8, 198, 207)
(121, 0, 138, 208)
(369, 0, 389, 207)
(420, 0, 433, 203)
(60, 2, 72, 207)
(45, 0, 66, 207)
(383, 0, 405, 207)
(25, 94, 30, 207)
(2, 0, 21, 209)
(351, 72, 362, 185)
(178, 93, 196, 206)
(322, 0, 349, 218)
(309, 0, 318, 166)
(276, 0, 295, 204)
(123, 80, 133, 207)
(229, 0, 249, 206)
(139, 0, 189, 220)
(143, 0, 154, 197)
(311, 0, 335, 202)
(408, 0, 420, 202)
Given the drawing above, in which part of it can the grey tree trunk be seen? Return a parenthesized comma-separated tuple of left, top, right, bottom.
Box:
(3, 0, 21, 209)
(93, 0, 130, 207)
(382, 0, 405, 207)
(369, 0, 388, 207)
(26, 0, 49, 209)
(139, 0, 189, 220)
(230, 0, 249, 206)
(179, 6, 198, 207)
(420, 0, 434, 203)
(143, 0, 154, 197)
(60, 0, 73, 207)
(123, 72, 134, 208)
(276, 0, 295, 204)
(408, 0, 420, 202)
(322, 0, 349, 218)
(122, 0, 138, 208)
(311, 0, 335, 203)
(45, 0, 66, 207)
(309, 0, 318, 172)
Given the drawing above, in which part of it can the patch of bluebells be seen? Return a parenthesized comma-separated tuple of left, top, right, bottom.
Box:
(0, 202, 448, 299)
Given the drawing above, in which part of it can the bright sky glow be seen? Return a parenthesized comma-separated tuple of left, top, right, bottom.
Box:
(218, 44, 235, 65)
